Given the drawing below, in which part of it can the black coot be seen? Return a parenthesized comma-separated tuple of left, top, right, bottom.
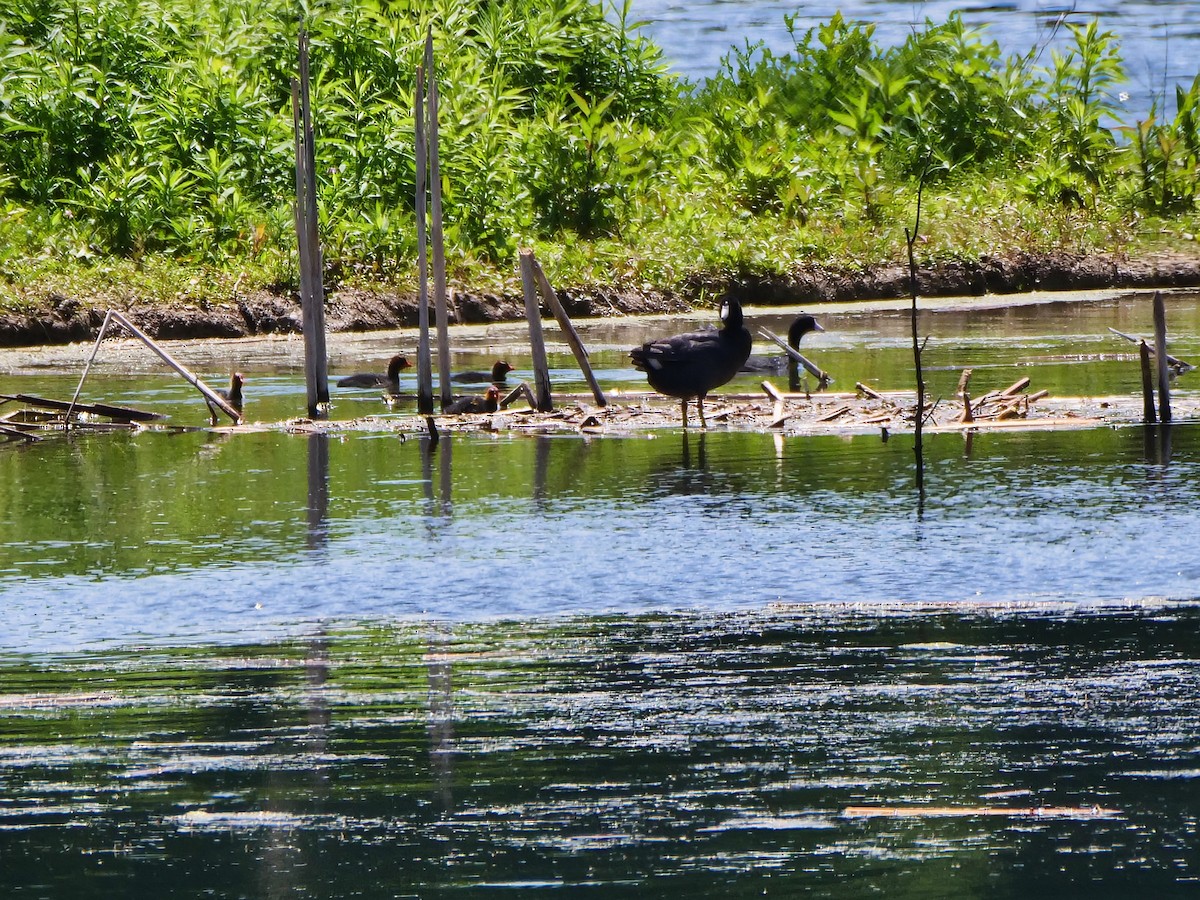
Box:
(443, 385, 501, 415)
(336, 354, 411, 390)
(451, 360, 513, 384)
(630, 299, 753, 428)
(741, 314, 824, 372)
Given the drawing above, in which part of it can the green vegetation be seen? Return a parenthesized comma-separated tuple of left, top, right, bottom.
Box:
(0, 0, 1198, 311)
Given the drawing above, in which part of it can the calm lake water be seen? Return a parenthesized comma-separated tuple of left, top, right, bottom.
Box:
(2, 288, 1200, 896)
(629, 0, 1200, 121)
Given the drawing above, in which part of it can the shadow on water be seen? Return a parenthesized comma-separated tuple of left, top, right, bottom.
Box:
(0, 605, 1197, 898)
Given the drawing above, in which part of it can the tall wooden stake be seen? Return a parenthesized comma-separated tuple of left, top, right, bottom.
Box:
(292, 32, 329, 418)
(529, 253, 607, 407)
(1139, 340, 1157, 424)
(414, 60, 433, 415)
(518, 250, 554, 412)
(1153, 290, 1171, 424)
(425, 33, 452, 411)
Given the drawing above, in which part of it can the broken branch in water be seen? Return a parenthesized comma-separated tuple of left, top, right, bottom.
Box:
(1108, 327, 1193, 373)
(757, 327, 832, 386)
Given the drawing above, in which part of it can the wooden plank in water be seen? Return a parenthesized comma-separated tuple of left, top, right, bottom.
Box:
(0, 394, 163, 422)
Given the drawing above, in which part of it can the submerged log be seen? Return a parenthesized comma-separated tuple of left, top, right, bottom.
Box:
(0, 393, 163, 423)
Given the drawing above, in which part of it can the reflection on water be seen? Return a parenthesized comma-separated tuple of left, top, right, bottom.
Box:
(2, 423, 1200, 650)
(2, 292, 1200, 896)
(0, 606, 1197, 898)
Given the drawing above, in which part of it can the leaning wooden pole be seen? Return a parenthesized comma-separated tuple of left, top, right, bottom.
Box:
(293, 32, 329, 418)
(529, 254, 607, 407)
(1153, 290, 1171, 424)
(414, 60, 434, 415)
(425, 32, 452, 410)
(107, 311, 242, 421)
(518, 250, 554, 412)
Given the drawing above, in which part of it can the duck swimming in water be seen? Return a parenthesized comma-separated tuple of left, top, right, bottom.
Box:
(630, 298, 753, 428)
(443, 385, 501, 415)
(336, 354, 411, 390)
(451, 360, 513, 384)
(741, 314, 824, 373)
(207, 372, 244, 426)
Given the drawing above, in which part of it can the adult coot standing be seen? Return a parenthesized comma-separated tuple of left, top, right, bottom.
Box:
(630, 299, 753, 428)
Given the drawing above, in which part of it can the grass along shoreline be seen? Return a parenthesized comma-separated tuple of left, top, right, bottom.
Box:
(3, 246, 1199, 349)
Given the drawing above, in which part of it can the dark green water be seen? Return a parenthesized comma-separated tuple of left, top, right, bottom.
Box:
(0, 608, 1197, 898)
(1, 289, 1199, 895)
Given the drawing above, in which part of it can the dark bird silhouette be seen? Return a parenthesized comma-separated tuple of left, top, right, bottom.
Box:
(443, 385, 501, 415)
(207, 372, 244, 426)
(451, 360, 513, 384)
(741, 314, 824, 373)
(336, 354, 411, 390)
(629, 299, 753, 428)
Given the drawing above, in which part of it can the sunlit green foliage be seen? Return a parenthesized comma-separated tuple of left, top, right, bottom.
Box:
(0, 0, 1197, 310)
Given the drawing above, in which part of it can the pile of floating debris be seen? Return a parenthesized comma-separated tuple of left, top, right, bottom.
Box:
(0, 394, 165, 442)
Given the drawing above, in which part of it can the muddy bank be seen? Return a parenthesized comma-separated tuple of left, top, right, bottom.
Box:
(3, 248, 1200, 348)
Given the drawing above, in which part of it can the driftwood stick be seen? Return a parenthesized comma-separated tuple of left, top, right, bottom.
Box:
(999, 376, 1031, 398)
(499, 382, 536, 410)
(856, 381, 885, 400)
(818, 405, 851, 422)
(1139, 340, 1157, 424)
(1110, 326, 1193, 372)
(66, 309, 114, 425)
(761, 380, 787, 425)
(0, 423, 39, 442)
(517, 250, 554, 412)
(529, 254, 607, 407)
(760, 381, 784, 402)
(1153, 291, 1172, 423)
(105, 311, 241, 422)
(758, 327, 831, 385)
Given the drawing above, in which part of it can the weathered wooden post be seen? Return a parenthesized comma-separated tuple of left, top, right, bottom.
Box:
(529, 254, 607, 407)
(518, 249, 554, 412)
(1139, 340, 1157, 424)
(1153, 290, 1171, 424)
(414, 58, 434, 415)
(291, 32, 330, 418)
(425, 33, 453, 411)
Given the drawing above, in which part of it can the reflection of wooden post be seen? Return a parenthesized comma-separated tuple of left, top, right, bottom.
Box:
(425, 33, 452, 411)
(292, 33, 329, 418)
(306, 433, 330, 549)
(1153, 290, 1171, 424)
(528, 255, 606, 407)
(518, 250, 554, 412)
(1139, 340, 1157, 424)
(414, 61, 433, 415)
